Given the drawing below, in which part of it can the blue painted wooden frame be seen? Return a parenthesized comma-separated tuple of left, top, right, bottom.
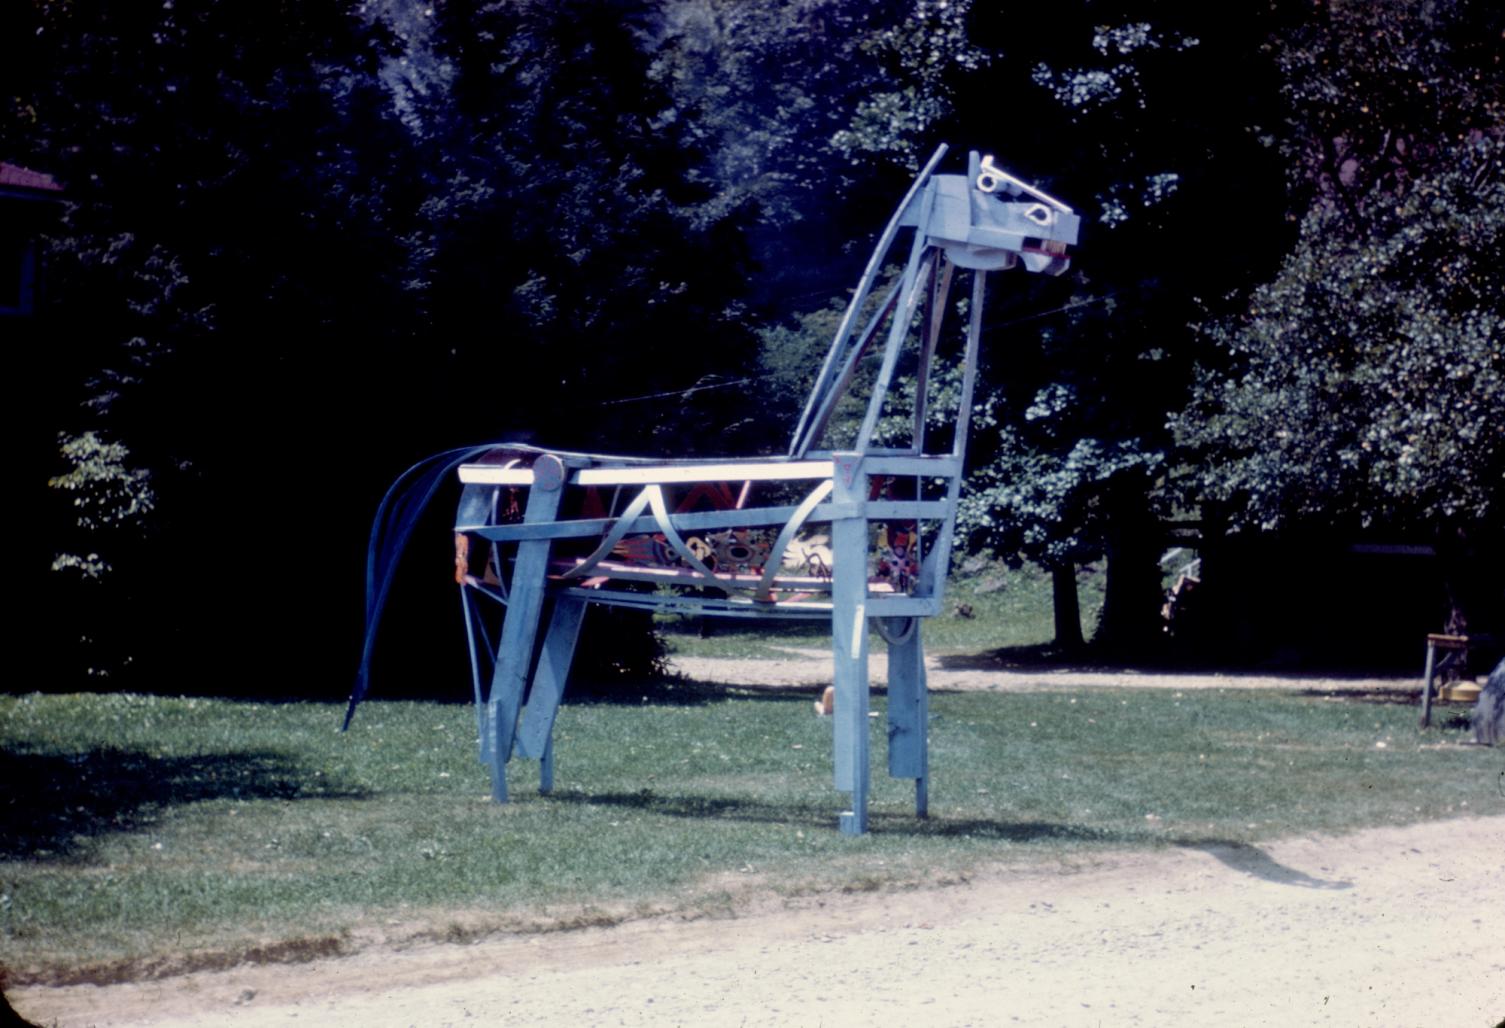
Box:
(352, 146, 1080, 835)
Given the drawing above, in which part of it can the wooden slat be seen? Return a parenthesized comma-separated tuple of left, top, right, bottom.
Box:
(466, 501, 869, 543)
(863, 456, 962, 478)
(548, 558, 838, 593)
(856, 211, 936, 452)
(863, 500, 951, 520)
(797, 280, 904, 457)
(576, 461, 834, 486)
(831, 455, 870, 836)
(885, 619, 928, 796)
(464, 503, 805, 540)
(552, 586, 836, 618)
(461, 460, 839, 487)
(864, 595, 944, 617)
(457, 466, 536, 485)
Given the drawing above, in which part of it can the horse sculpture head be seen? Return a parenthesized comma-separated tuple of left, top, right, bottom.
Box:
(924, 152, 1080, 275)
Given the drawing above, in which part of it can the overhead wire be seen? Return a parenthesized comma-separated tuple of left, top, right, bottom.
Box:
(593, 292, 1116, 408)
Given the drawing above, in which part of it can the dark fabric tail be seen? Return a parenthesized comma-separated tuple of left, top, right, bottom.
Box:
(343, 445, 498, 730)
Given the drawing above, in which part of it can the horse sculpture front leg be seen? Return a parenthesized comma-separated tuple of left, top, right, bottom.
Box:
(830, 454, 871, 835)
(881, 616, 929, 818)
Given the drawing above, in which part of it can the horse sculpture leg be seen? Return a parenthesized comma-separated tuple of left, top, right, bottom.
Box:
(513, 597, 587, 792)
(831, 454, 871, 835)
(883, 617, 929, 818)
(460, 583, 499, 766)
(484, 459, 567, 802)
(484, 561, 548, 802)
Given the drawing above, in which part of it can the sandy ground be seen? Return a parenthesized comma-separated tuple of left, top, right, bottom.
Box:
(10, 657, 1503, 1028)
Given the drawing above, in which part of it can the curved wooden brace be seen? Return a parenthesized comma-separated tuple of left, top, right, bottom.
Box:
(556, 486, 656, 581)
(753, 479, 837, 603)
(643, 484, 723, 585)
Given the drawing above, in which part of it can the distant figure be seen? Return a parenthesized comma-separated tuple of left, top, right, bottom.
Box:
(1473, 658, 1505, 746)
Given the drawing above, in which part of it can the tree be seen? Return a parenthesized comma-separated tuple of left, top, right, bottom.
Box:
(1174, 0, 1505, 639)
(943, 3, 1289, 653)
(1175, 138, 1504, 628)
(8, 0, 427, 688)
(1263, 0, 1504, 210)
(742, 1, 1293, 653)
(370, 0, 766, 455)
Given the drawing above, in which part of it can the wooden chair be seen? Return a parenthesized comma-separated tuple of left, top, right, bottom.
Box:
(1419, 632, 1473, 727)
(350, 145, 1080, 834)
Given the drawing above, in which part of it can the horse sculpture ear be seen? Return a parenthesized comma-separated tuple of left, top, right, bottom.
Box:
(972, 151, 1076, 214)
(976, 153, 1007, 193)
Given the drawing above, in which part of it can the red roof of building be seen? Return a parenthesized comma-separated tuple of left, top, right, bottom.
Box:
(0, 162, 63, 193)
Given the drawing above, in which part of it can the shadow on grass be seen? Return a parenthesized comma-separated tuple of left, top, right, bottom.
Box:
(564, 675, 828, 707)
(1291, 687, 1478, 733)
(0, 747, 366, 861)
(1292, 688, 1421, 706)
(937, 643, 1427, 683)
(545, 787, 1127, 844)
(548, 790, 1355, 889)
(935, 643, 1098, 673)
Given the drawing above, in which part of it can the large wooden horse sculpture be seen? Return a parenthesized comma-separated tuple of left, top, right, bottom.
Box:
(349, 145, 1079, 834)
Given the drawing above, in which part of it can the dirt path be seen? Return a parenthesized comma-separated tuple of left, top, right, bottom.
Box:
(13, 816, 1502, 1028)
(10, 659, 1502, 1028)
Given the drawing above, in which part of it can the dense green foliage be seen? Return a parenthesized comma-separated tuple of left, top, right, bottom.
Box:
(4, 0, 1500, 688)
(1177, 140, 1504, 534)
(1174, 0, 1504, 637)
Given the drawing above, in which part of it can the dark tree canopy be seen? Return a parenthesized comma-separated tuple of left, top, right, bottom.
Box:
(5, 0, 1499, 689)
(1177, 139, 1504, 536)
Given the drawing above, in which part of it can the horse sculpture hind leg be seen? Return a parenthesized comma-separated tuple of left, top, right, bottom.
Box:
(479, 456, 566, 800)
(511, 597, 587, 792)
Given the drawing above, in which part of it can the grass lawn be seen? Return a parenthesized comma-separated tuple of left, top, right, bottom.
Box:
(1, 674, 1495, 986)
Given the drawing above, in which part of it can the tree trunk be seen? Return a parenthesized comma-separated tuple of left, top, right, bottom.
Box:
(1050, 562, 1084, 653)
(1096, 483, 1165, 657)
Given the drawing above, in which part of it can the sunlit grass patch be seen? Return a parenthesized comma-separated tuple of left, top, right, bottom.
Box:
(657, 561, 1105, 659)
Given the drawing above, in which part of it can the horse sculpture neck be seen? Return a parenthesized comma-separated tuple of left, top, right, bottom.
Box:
(789, 145, 1079, 461)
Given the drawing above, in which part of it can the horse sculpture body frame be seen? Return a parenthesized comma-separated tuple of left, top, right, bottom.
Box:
(349, 145, 1080, 835)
